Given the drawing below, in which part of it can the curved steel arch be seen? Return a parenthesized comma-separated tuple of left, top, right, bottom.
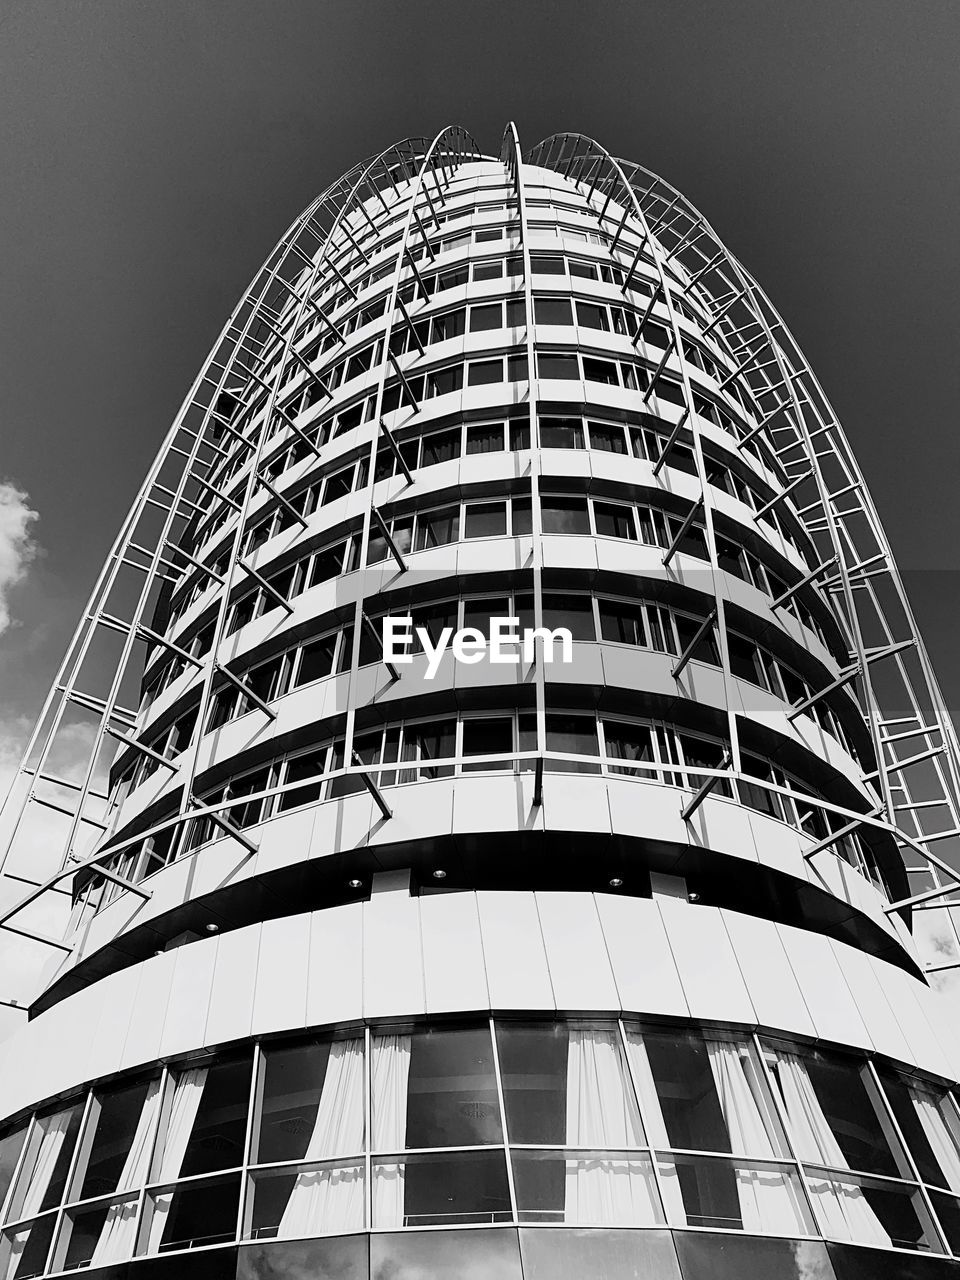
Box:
(528, 132, 960, 967)
(0, 127, 480, 1014)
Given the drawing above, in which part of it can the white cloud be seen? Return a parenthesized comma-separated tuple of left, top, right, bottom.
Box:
(0, 480, 39, 636)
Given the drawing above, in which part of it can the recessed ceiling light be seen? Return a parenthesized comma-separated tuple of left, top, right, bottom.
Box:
(432, 869, 447, 880)
(205, 923, 219, 933)
(348, 878, 363, 889)
(608, 877, 623, 888)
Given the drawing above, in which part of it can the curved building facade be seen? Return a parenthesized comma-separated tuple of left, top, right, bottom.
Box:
(2, 126, 960, 1279)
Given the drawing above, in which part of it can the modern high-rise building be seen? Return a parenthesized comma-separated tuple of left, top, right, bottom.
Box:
(2, 124, 960, 1280)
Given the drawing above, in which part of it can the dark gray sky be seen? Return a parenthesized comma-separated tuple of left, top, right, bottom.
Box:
(1, 0, 959, 767)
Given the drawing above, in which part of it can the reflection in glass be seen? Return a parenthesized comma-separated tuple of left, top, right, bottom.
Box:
(0, 1128, 26, 1219)
(405, 1027, 502, 1149)
(370, 1227, 522, 1280)
(519, 1227, 682, 1280)
(237, 1233, 368, 1280)
(497, 1024, 567, 1144)
(674, 1231, 834, 1280)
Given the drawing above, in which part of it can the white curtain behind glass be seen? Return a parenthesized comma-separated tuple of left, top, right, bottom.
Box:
(624, 1031, 685, 1223)
(90, 1080, 162, 1266)
(145, 1068, 208, 1252)
(774, 1051, 888, 1246)
(706, 1040, 809, 1235)
(371, 1035, 411, 1227)
(564, 1028, 660, 1225)
(278, 1040, 364, 1238)
(2, 1109, 75, 1280)
(911, 1084, 960, 1193)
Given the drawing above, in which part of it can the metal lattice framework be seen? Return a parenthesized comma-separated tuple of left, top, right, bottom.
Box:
(526, 132, 960, 966)
(2, 122, 960, 1027)
(0, 126, 481, 1014)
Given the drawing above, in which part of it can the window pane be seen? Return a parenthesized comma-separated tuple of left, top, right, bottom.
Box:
(0, 1215, 55, 1278)
(238, 1234, 367, 1278)
(297, 634, 337, 685)
(147, 1173, 240, 1252)
(280, 749, 327, 811)
(538, 354, 579, 380)
(464, 502, 507, 539)
(0, 1125, 27, 1212)
(599, 600, 646, 646)
(370, 1227, 522, 1278)
(507, 353, 529, 381)
(402, 720, 456, 780)
(16, 1103, 84, 1214)
(530, 255, 565, 275)
(534, 297, 573, 325)
(513, 1150, 660, 1225)
(588, 422, 627, 453)
(497, 1023, 568, 1144)
(172, 1055, 252, 1179)
(576, 302, 609, 330)
(642, 1029, 732, 1152)
(415, 508, 459, 550)
(462, 719, 514, 771)
(541, 497, 590, 535)
(511, 497, 532, 534)
(469, 303, 501, 332)
(673, 1233, 832, 1280)
(372, 1151, 511, 1228)
(545, 715, 599, 772)
(468, 359, 503, 386)
(877, 1069, 960, 1191)
(542, 594, 594, 640)
(604, 722, 655, 776)
(540, 417, 584, 449)
(421, 428, 460, 465)
(801, 1050, 902, 1177)
(256, 1039, 332, 1164)
(78, 1079, 152, 1199)
(583, 357, 619, 385)
(466, 423, 503, 454)
(405, 1028, 502, 1147)
(594, 502, 636, 539)
(519, 1228, 682, 1280)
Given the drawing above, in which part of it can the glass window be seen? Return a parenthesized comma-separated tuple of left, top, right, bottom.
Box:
(534, 297, 573, 325)
(877, 1068, 960, 1192)
(507, 352, 529, 381)
(542, 594, 595, 641)
(280, 748, 328, 811)
(642, 1029, 732, 1152)
(505, 298, 526, 327)
(472, 261, 502, 282)
(13, 1102, 84, 1216)
(594, 502, 636, 540)
(145, 1173, 241, 1253)
(530, 255, 565, 275)
(256, 1039, 332, 1164)
(415, 507, 459, 551)
(76, 1079, 153, 1200)
(583, 356, 619, 385)
(370, 1227, 522, 1277)
(158, 1055, 252, 1180)
(466, 422, 504, 454)
(673, 1233, 832, 1280)
(496, 1024, 568, 1144)
(537, 353, 579, 380)
(675, 614, 720, 666)
(468, 359, 503, 386)
(509, 420, 531, 452)
(469, 303, 501, 332)
(297, 633, 337, 686)
(238, 1235, 367, 1278)
(588, 421, 627, 453)
(511, 496, 532, 534)
(401, 720, 456, 780)
(576, 301, 610, 330)
(599, 600, 647, 647)
(604, 721, 655, 777)
(541, 497, 590, 535)
(545, 714, 600, 773)
(0, 1124, 26, 1211)
(540, 417, 584, 449)
(431, 309, 465, 342)
(464, 502, 507, 539)
(520, 1228, 682, 1280)
(0, 1215, 56, 1279)
(512, 1150, 660, 1226)
(403, 1027, 502, 1148)
(462, 718, 514, 771)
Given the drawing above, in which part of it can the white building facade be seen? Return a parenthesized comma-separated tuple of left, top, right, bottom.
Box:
(1, 126, 960, 1279)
